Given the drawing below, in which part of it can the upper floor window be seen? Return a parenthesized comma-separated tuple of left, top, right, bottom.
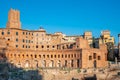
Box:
(16, 32, 18, 35)
(89, 56, 92, 60)
(93, 53, 96, 59)
(98, 56, 101, 60)
(36, 45, 38, 48)
(23, 45, 24, 48)
(23, 39, 25, 43)
(16, 45, 18, 48)
(42, 45, 44, 48)
(23, 32, 24, 35)
(7, 31, 10, 34)
(52, 46, 55, 48)
(16, 38, 18, 42)
(47, 45, 49, 48)
(1, 32, 4, 35)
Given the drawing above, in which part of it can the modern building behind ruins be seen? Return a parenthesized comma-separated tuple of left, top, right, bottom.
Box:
(0, 9, 111, 69)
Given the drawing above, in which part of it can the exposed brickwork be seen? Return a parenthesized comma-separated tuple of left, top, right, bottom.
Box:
(0, 9, 108, 69)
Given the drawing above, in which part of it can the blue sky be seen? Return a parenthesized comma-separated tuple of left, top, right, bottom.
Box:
(0, 0, 120, 44)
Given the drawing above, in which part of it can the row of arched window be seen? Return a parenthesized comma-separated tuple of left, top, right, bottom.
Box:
(9, 53, 80, 59)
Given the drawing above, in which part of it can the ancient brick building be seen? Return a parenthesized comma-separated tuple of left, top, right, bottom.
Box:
(0, 9, 108, 69)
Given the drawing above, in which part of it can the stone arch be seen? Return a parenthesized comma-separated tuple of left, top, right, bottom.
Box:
(49, 60, 54, 67)
(57, 60, 61, 67)
(71, 60, 74, 67)
(9, 60, 14, 68)
(94, 60, 97, 68)
(25, 60, 30, 68)
(17, 61, 21, 68)
(65, 60, 67, 67)
(34, 60, 38, 68)
(41, 60, 46, 67)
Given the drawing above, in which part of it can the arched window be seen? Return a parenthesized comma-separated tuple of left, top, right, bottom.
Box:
(52, 46, 55, 48)
(71, 54, 73, 58)
(47, 45, 49, 48)
(26, 54, 28, 57)
(39, 55, 41, 58)
(58, 55, 60, 58)
(22, 54, 24, 58)
(47, 55, 49, 58)
(65, 54, 67, 58)
(98, 56, 101, 60)
(62, 54, 64, 58)
(54, 55, 56, 58)
(89, 56, 92, 60)
(68, 54, 70, 58)
(43, 55, 45, 58)
(42, 45, 44, 48)
(74, 54, 76, 58)
(31, 54, 33, 58)
(93, 53, 96, 59)
(35, 55, 37, 58)
(51, 55, 53, 58)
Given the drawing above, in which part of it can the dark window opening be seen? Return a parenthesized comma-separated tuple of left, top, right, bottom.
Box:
(98, 56, 101, 60)
(16, 45, 18, 48)
(51, 55, 53, 58)
(47, 55, 49, 58)
(65, 54, 67, 58)
(2, 32, 4, 35)
(62, 55, 64, 58)
(16, 32, 18, 35)
(71, 54, 73, 58)
(23, 39, 24, 43)
(89, 56, 92, 60)
(52, 46, 55, 48)
(35, 55, 37, 58)
(74, 54, 76, 58)
(93, 53, 96, 59)
(54, 55, 56, 58)
(68, 54, 70, 58)
(39, 55, 41, 58)
(23, 45, 24, 48)
(47, 45, 49, 48)
(65, 60, 67, 67)
(16, 38, 18, 42)
(43, 55, 45, 58)
(42, 45, 44, 48)
(8, 39, 10, 41)
(36, 45, 38, 48)
(58, 55, 60, 58)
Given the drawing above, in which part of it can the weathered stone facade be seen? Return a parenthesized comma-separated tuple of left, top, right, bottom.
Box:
(0, 9, 108, 69)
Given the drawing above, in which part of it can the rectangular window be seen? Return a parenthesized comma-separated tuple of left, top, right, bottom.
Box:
(16, 32, 18, 35)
